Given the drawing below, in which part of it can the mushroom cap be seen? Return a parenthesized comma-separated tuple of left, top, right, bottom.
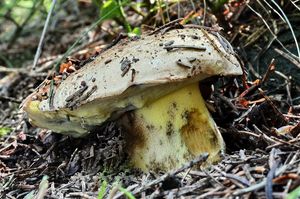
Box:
(22, 27, 242, 136)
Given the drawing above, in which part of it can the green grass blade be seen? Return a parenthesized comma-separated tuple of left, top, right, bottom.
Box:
(118, 186, 136, 199)
(98, 180, 108, 199)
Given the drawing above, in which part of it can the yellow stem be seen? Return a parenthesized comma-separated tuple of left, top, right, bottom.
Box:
(121, 83, 224, 171)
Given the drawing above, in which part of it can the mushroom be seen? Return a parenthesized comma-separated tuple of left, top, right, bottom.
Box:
(22, 27, 242, 171)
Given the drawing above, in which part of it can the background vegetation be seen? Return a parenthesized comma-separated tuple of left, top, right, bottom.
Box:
(0, 0, 300, 198)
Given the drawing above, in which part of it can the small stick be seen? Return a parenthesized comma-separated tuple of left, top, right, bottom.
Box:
(102, 33, 128, 52)
(239, 84, 259, 98)
(160, 23, 184, 35)
(132, 153, 208, 195)
(266, 136, 300, 150)
(104, 59, 112, 65)
(240, 150, 256, 184)
(164, 45, 206, 51)
(274, 48, 300, 69)
(131, 69, 136, 82)
(261, 59, 276, 85)
(265, 149, 280, 199)
(183, 24, 222, 32)
(239, 59, 275, 98)
(274, 70, 293, 105)
(148, 18, 184, 35)
(48, 79, 55, 109)
(66, 85, 97, 109)
(67, 192, 95, 199)
(215, 93, 238, 112)
(176, 60, 192, 68)
(0, 95, 21, 103)
(213, 166, 251, 187)
(82, 85, 97, 100)
(233, 162, 291, 196)
(120, 58, 132, 77)
(65, 84, 88, 102)
(32, 0, 57, 71)
(258, 88, 288, 124)
(76, 85, 98, 105)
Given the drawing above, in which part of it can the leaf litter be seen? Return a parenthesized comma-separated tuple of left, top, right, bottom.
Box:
(0, 1, 300, 198)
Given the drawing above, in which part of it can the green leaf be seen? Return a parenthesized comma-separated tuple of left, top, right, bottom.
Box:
(287, 186, 300, 199)
(130, 27, 141, 36)
(0, 126, 11, 137)
(100, 0, 121, 21)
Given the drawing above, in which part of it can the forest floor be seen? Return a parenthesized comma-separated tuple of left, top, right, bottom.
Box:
(0, 1, 300, 198)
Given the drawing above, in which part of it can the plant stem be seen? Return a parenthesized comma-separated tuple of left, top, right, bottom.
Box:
(117, 0, 132, 33)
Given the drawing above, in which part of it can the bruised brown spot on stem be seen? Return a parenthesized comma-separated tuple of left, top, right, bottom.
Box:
(166, 121, 174, 137)
(119, 112, 146, 158)
(180, 109, 219, 155)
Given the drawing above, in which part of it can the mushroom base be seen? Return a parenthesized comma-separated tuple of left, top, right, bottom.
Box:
(120, 83, 224, 171)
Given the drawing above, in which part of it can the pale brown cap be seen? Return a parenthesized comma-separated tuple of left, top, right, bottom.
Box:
(22, 27, 242, 136)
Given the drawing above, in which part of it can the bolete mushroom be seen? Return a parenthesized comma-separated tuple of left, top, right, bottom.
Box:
(22, 27, 242, 171)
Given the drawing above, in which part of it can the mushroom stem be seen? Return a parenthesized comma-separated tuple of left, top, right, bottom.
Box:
(120, 83, 224, 171)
